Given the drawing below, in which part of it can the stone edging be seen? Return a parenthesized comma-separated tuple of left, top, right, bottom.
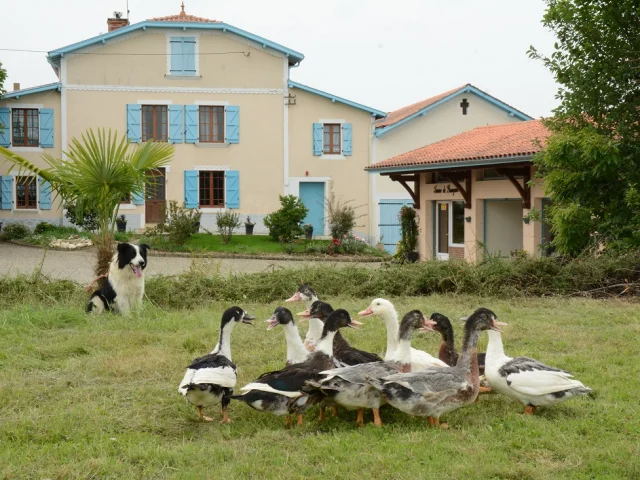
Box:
(7, 240, 387, 263)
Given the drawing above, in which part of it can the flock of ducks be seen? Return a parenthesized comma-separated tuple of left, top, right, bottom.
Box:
(178, 285, 593, 427)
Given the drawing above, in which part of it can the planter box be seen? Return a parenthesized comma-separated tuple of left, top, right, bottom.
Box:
(404, 251, 420, 263)
(245, 224, 255, 235)
(116, 221, 127, 233)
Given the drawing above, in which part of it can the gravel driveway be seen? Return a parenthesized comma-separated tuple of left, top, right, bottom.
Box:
(0, 244, 380, 284)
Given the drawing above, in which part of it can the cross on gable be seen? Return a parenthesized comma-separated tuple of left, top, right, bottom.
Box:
(460, 98, 469, 115)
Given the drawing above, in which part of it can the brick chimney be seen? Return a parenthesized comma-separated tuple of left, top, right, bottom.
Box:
(107, 12, 129, 32)
(13, 83, 20, 92)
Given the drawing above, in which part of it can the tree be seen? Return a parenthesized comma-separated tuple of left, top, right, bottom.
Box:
(263, 195, 308, 242)
(0, 129, 174, 279)
(528, 0, 640, 254)
(0, 61, 6, 96)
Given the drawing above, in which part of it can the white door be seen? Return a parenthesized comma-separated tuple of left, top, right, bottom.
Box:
(436, 201, 450, 260)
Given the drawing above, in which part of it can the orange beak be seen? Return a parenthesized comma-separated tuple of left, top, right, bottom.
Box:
(358, 306, 374, 317)
(491, 320, 508, 332)
(348, 318, 364, 330)
(285, 291, 302, 302)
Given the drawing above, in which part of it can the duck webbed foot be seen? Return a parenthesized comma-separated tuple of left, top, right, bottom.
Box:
(319, 407, 326, 422)
(356, 408, 365, 427)
(372, 408, 383, 427)
(197, 406, 213, 422)
(524, 404, 537, 415)
(219, 407, 231, 424)
(296, 414, 303, 426)
(427, 416, 448, 429)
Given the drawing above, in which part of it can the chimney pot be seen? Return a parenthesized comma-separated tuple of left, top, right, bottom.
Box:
(107, 16, 130, 32)
(13, 83, 20, 92)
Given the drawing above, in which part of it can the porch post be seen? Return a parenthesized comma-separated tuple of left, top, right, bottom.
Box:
(465, 196, 484, 263)
(418, 175, 434, 260)
(522, 197, 543, 257)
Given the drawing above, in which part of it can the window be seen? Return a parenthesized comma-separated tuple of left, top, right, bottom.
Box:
(199, 106, 225, 143)
(16, 176, 37, 209)
(12, 109, 39, 146)
(121, 194, 131, 204)
(141, 105, 168, 142)
(481, 168, 524, 180)
(323, 124, 341, 154)
(169, 37, 197, 76)
(451, 201, 465, 245)
(199, 171, 225, 207)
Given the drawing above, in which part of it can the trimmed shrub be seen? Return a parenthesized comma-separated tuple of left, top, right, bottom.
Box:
(158, 201, 202, 246)
(326, 187, 364, 240)
(399, 206, 419, 253)
(34, 222, 57, 235)
(0, 223, 30, 241)
(64, 202, 99, 232)
(216, 211, 242, 244)
(264, 195, 308, 242)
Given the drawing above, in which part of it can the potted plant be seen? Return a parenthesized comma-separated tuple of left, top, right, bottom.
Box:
(375, 234, 385, 251)
(303, 223, 314, 240)
(116, 214, 127, 233)
(399, 206, 420, 263)
(245, 216, 255, 235)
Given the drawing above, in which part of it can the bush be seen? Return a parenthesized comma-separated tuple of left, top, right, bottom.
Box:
(34, 222, 57, 235)
(326, 187, 364, 240)
(399, 206, 419, 253)
(264, 195, 308, 242)
(64, 202, 99, 231)
(158, 201, 202, 246)
(341, 235, 368, 254)
(216, 211, 242, 244)
(0, 223, 31, 241)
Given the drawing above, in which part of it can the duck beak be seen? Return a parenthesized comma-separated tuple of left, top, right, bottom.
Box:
(358, 306, 374, 317)
(265, 315, 279, 331)
(242, 314, 255, 325)
(285, 291, 302, 302)
(490, 320, 508, 332)
(420, 316, 437, 332)
(296, 308, 311, 321)
(347, 318, 364, 330)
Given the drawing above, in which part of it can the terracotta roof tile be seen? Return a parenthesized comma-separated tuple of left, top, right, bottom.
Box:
(367, 120, 548, 170)
(150, 3, 219, 23)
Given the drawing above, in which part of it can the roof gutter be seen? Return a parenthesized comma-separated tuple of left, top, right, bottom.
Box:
(365, 155, 534, 174)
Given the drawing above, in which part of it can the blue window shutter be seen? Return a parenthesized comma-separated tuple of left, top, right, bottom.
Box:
(170, 38, 183, 75)
(342, 123, 352, 156)
(126, 104, 141, 143)
(313, 123, 323, 156)
(168, 105, 183, 144)
(225, 106, 240, 144)
(225, 170, 240, 209)
(132, 191, 145, 205)
(39, 108, 54, 148)
(184, 105, 198, 144)
(1, 176, 13, 210)
(183, 38, 196, 75)
(39, 177, 51, 210)
(0, 108, 10, 147)
(184, 170, 199, 208)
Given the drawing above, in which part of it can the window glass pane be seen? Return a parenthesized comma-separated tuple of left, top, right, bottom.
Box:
(142, 106, 154, 141)
(213, 107, 224, 142)
(199, 172, 211, 206)
(437, 203, 449, 254)
(452, 201, 465, 244)
(158, 106, 167, 141)
(213, 171, 225, 206)
(199, 107, 210, 142)
(12, 110, 25, 146)
(16, 179, 26, 208)
(27, 110, 39, 145)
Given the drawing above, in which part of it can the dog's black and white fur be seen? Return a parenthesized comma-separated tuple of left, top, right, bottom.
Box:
(87, 242, 149, 314)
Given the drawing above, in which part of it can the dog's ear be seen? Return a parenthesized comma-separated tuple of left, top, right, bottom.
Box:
(117, 242, 129, 254)
(139, 243, 151, 251)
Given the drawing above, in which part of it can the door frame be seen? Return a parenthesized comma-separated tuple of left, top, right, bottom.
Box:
(289, 177, 330, 236)
(435, 201, 450, 260)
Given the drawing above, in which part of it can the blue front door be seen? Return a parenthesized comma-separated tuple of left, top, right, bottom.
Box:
(299, 182, 325, 235)
(379, 199, 413, 253)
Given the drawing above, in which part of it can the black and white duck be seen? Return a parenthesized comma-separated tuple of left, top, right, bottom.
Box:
(266, 306, 309, 366)
(306, 310, 435, 427)
(285, 285, 323, 351)
(299, 300, 382, 367)
(231, 309, 362, 427)
(358, 298, 447, 370)
(178, 306, 255, 423)
(371, 308, 499, 427)
(484, 321, 592, 415)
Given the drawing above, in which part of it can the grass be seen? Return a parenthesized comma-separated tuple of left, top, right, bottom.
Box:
(0, 283, 639, 479)
(142, 233, 387, 257)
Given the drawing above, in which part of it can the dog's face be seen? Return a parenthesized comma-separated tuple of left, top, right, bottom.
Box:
(116, 243, 149, 278)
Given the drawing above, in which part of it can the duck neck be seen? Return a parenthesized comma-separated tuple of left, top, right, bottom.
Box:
(394, 338, 412, 369)
(380, 309, 399, 361)
(212, 321, 235, 361)
(486, 330, 506, 360)
(283, 322, 307, 362)
(438, 327, 457, 365)
(305, 295, 319, 309)
(305, 318, 325, 342)
(315, 330, 338, 357)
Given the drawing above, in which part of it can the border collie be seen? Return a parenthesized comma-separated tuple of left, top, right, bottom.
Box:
(87, 242, 149, 314)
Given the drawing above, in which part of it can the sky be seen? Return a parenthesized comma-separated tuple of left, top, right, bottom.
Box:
(1, 0, 559, 118)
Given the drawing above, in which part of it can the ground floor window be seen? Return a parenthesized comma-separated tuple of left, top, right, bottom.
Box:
(199, 171, 225, 207)
(16, 176, 37, 209)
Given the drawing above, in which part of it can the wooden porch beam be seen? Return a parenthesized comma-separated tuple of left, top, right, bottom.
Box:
(440, 171, 472, 208)
(496, 167, 531, 209)
(390, 174, 420, 208)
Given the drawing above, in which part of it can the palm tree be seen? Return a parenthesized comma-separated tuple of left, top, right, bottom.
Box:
(1, 128, 174, 281)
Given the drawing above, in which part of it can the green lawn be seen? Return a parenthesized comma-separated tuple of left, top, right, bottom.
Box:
(144, 233, 387, 257)
(1, 292, 638, 479)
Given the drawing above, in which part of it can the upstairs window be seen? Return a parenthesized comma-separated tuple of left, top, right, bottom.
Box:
(12, 109, 39, 147)
(141, 105, 168, 142)
(323, 124, 341, 154)
(199, 171, 225, 208)
(169, 37, 197, 76)
(16, 176, 37, 209)
(199, 106, 225, 143)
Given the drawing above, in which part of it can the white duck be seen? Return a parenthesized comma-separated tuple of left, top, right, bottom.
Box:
(285, 285, 323, 352)
(178, 306, 255, 423)
(358, 298, 448, 370)
(484, 324, 593, 415)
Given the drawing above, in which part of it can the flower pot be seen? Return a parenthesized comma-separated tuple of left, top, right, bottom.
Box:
(403, 251, 420, 263)
(305, 229, 313, 240)
(376, 242, 385, 252)
(116, 221, 127, 233)
(245, 224, 255, 235)
(192, 221, 201, 234)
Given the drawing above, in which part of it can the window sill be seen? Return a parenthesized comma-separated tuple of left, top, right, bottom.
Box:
(199, 207, 227, 213)
(196, 142, 230, 149)
(165, 75, 202, 80)
(119, 204, 137, 210)
(449, 243, 465, 248)
(9, 146, 44, 152)
(320, 154, 346, 160)
(12, 209, 39, 213)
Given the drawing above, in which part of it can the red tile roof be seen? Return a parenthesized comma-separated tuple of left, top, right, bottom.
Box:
(367, 120, 549, 170)
(375, 85, 467, 129)
(149, 3, 220, 23)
